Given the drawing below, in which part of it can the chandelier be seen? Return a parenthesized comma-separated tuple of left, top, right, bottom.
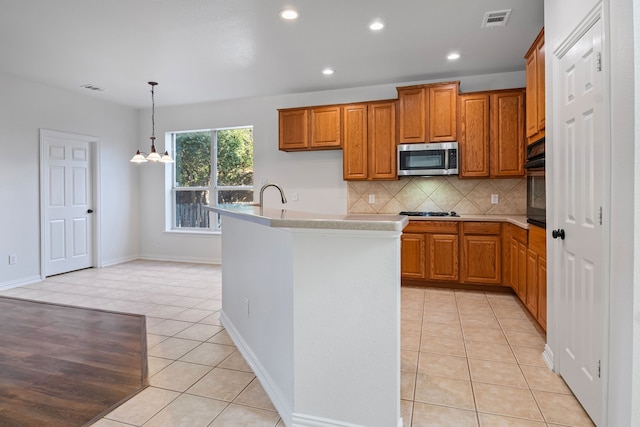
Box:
(130, 82, 173, 163)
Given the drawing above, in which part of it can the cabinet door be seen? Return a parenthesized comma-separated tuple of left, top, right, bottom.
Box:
(509, 238, 520, 294)
(398, 87, 426, 143)
(401, 233, 426, 279)
(536, 33, 546, 131)
(462, 235, 501, 284)
(279, 109, 308, 151)
(427, 234, 459, 281)
(458, 94, 490, 177)
(368, 102, 397, 180)
(342, 104, 368, 180)
(490, 90, 525, 177)
(526, 249, 539, 315)
(517, 241, 527, 300)
(310, 106, 341, 148)
(538, 256, 547, 330)
(525, 51, 539, 138)
(429, 83, 458, 142)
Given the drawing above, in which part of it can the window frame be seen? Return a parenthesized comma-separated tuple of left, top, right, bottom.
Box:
(169, 127, 254, 232)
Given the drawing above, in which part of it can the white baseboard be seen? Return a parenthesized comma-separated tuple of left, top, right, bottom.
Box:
(291, 413, 403, 427)
(543, 344, 555, 371)
(101, 255, 139, 267)
(0, 275, 42, 291)
(220, 311, 403, 427)
(220, 311, 294, 426)
(137, 255, 221, 264)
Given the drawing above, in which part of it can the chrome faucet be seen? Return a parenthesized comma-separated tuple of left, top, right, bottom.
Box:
(259, 183, 287, 206)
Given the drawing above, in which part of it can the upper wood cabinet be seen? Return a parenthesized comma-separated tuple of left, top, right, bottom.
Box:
(458, 94, 490, 177)
(397, 82, 458, 143)
(458, 89, 525, 178)
(279, 109, 309, 150)
(343, 100, 397, 180)
(525, 28, 545, 143)
(490, 90, 525, 177)
(279, 105, 342, 151)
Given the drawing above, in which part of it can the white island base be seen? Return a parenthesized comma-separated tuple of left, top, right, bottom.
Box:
(211, 206, 406, 427)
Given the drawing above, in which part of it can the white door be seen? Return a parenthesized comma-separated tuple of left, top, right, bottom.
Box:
(41, 130, 95, 276)
(555, 18, 606, 425)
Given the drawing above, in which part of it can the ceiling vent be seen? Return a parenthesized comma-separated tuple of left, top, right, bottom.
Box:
(481, 9, 511, 28)
(81, 84, 104, 91)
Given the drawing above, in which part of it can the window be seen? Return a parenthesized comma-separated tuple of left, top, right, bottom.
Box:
(171, 127, 253, 230)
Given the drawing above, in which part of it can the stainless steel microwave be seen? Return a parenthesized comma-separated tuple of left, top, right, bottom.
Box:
(398, 142, 459, 176)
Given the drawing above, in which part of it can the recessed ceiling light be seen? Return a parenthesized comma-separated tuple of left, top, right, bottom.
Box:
(447, 52, 461, 61)
(369, 21, 384, 31)
(279, 9, 299, 20)
(322, 68, 335, 75)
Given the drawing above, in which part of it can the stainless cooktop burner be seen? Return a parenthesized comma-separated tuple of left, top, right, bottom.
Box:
(399, 211, 459, 217)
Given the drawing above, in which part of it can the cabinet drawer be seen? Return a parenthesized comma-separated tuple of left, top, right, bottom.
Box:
(462, 222, 501, 235)
(511, 225, 527, 244)
(528, 225, 546, 256)
(404, 220, 459, 234)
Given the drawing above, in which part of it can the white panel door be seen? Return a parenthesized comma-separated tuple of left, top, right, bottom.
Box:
(42, 131, 94, 276)
(555, 18, 606, 425)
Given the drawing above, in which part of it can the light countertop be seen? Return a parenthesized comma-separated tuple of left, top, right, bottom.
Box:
(403, 214, 530, 229)
(205, 205, 409, 232)
(205, 205, 531, 231)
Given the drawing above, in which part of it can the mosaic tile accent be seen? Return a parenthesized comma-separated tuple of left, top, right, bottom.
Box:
(347, 177, 526, 215)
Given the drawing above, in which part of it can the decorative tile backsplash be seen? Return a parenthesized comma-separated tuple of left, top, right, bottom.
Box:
(347, 176, 526, 215)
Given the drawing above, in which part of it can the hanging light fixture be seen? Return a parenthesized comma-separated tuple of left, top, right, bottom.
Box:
(130, 81, 174, 163)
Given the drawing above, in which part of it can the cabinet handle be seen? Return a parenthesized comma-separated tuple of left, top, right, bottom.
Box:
(552, 229, 565, 240)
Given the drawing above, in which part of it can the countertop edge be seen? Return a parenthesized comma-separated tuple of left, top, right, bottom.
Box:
(205, 205, 408, 232)
(404, 214, 530, 229)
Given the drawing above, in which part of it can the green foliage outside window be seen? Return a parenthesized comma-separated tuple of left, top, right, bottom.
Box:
(173, 127, 253, 228)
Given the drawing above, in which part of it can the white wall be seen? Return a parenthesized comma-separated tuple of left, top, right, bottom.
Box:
(138, 71, 526, 262)
(545, 0, 639, 425)
(0, 72, 140, 287)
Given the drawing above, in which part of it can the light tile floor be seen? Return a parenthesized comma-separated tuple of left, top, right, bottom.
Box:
(0, 261, 594, 427)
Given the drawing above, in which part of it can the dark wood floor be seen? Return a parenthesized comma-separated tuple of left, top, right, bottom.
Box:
(0, 297, 148, 427)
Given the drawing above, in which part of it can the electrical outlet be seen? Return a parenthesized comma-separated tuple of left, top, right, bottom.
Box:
(368, 194, 376, 204)
(491, 194, 499, 204)
(292, 192, 299, 201)
(244, 297, 250, 317)
(259, 179, 267, 186)
(8, 254, 17, 265)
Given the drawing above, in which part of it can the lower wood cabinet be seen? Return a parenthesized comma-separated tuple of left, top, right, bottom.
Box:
(509, 225, 528, 300)
(506, 223, 547, 331)
(401, 221, 458, 282)
(400, 232, 426, 280)
(461, 222, 502, 285)
(401, 220, 547, 331)
(428, 233, 459, 281)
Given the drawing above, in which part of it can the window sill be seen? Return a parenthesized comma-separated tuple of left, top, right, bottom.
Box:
(163, 229, 221, 237)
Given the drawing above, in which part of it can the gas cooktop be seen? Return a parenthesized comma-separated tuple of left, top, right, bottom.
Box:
(399, 211, 459, 217)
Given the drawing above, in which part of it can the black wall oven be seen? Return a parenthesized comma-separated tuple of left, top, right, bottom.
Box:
(525, 138, 546, 228)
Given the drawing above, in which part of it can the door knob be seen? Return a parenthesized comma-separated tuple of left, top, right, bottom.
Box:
(87, 209, 94, 214)
(552, 229, 565, 240)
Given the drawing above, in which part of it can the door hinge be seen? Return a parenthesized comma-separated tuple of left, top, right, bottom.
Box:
(597, 359, 601, 378)
(599, 206, 603, 225)
(596, 52, 602, 72)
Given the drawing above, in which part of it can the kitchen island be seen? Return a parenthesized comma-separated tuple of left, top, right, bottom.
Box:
(206, 205, 407, 427)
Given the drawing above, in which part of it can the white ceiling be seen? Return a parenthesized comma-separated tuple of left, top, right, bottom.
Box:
(0, 0, 543, 108)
